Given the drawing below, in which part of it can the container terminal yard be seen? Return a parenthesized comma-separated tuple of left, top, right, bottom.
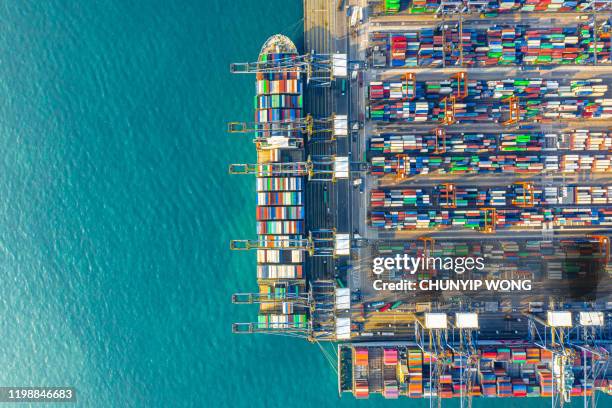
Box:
(229, 0, 612, 404)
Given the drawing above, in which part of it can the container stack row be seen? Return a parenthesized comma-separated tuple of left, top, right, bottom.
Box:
(369, 130, 612, 155)
(369, 98, 612, 122)
(370, 154, 612, 175)
(369, 78, 608, 101)
(370, 186, 612, 208)
(344, 345, 607, 399)
(256, 314, 307, 329)
(372, 22, 612, 67)
(383, 0, 612, 14)
(255, 54, 302, 126)
(255, 177, 305, 278)
(375, 239, 602, 279)
(370, 207, 612, 230)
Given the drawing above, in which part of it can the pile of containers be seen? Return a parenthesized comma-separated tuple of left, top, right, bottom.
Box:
(370, 130, 612, 155)
(383, 381, 400, 399)
(370, 154, 612, 175)
(370, 78, 608, 101)
(371, 189, 431, 207)
(370, 208, 612, 230)
(256, 314, 307, 329)
(354, 380, 369, 399)
(369, 98, 612, 123)
(370, 133, 498, 154)
(374, 21, 612, 67)
(385, 0, 400, 12)
(345, 345, 606, 399)
(399, 0, 611, 14)
(256, 54, 302, 125)
(370, 185, 612, 208)
(562, 129, 612, 150)
(538, 369, 553, 397)
(409, 350, 424, 397)
(391, 35, 408, 67)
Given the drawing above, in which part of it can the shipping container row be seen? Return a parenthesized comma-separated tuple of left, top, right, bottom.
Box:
(256, 177, 304, 192)
(370, 185, 612, 208)
(347, 346, 603, 399)
(376, 239, 604, 278)
(370, 154, 612, 175)
(256, 78, 302, 95)
(255, 107, 302, 122)
(256, 313, 307, 329)
(384, 0, 610, 14)
(256, 206, 304, 220)
(257, 191, 304, 205)
(256, 220, 304, 235)
(368, 98, 612, 122)
(256, 94, 303, 110)
(369, 130, 612, 155)
(258, 283, 301, 299)
(251, 234, 305, 249)
(370, 207, 612, 230)
(256, 249, 304, 264)
(257, 264, 304, 279)
(373, 22, 612, 67)
(369, 78, 608, 101)
(256, 53, 300, 81)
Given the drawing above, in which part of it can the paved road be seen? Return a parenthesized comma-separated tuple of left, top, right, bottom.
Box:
(304, 0, 335, 281)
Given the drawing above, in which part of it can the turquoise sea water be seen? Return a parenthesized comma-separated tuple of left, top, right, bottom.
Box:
(0, 1, 609, 407)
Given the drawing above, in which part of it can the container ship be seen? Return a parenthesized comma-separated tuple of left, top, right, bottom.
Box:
(251, 35, 307, 331)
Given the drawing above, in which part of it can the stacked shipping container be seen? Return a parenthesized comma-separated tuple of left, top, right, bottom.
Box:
(370, 208, 612, 230)
(370, 154, 612, 175)
(371, 21, 612, 67)
(345, 345, 609, 399)
(370, 186, 612, 208)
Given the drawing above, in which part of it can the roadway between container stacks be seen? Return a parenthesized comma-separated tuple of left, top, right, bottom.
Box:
(376, 228, 612, 241)
(304, 0, 334, 280)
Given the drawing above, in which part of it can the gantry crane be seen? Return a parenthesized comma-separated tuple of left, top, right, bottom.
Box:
(590, 235, 610, 264)
(418, 237, 436, 278)
(440, 183, 456, 208)
(481, 208, 497, 234)
(450, 312, 479, 408)
(404, 72, 416, 100)
(395, 154, 408, 181)
(230, 52, 336, 87)
(418, 237, 435, 258)
(434, 128, 446, 154)
(229, 161, 312, 177)
(441, 96, 457, 125)
(567, 311, 610, 408)
(439, 13, 464, 67)
(527, 306, 576, 408)
(503, 96, 520, 126)
(229, 155, 362, 182)
(513, 182, 535, 208)
(415, 313, 450, 408)
(228, 114, 339, 145)
(232, 288, 310, 305)
(451, 72, 468, 100)
(230, 229, 337, 257)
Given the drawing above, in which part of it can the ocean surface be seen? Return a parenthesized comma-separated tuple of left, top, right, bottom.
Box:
(0, 1, 608, 407)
